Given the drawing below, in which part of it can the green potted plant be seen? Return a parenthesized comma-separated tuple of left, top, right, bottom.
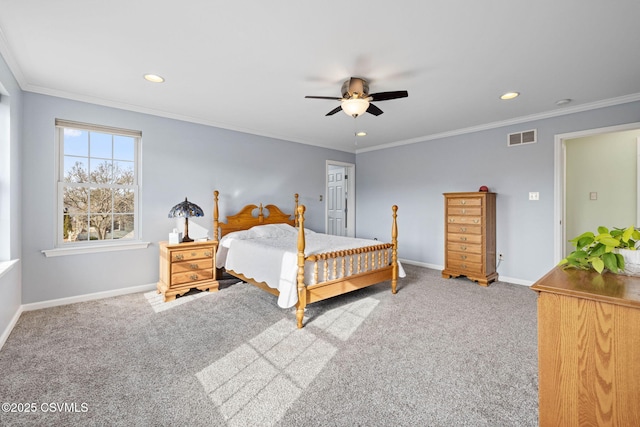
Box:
(559, 225, 640, 274)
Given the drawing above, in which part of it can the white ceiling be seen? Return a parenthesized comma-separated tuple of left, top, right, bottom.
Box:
(1, 1, 640, 153)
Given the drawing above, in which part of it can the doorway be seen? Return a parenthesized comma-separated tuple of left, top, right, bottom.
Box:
(554, 122, 640, 262)
(326, 160, 355, 237)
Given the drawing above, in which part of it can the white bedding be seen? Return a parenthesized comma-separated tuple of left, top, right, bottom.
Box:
(217, 223, 405, 308)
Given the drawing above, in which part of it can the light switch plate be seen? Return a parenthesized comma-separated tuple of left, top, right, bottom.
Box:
(529, 192, 540, 201)
(590, 192, 597, 200)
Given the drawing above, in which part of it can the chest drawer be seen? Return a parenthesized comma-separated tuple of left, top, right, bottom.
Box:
(447, 252, 482, 264)
(447, 216, 483, 225)
(171, 246, 214, 262)
(447, 259, 483, 274)
(447, 197, 482, 207)
(447, 207, 482, 216)
(447, 233, 482, 244)
(447, 224, 482, 235)
(447, 242, 482, 254)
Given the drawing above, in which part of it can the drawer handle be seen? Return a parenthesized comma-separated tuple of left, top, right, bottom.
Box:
(204, 251, 212, 257)
(190, 274, 199, 280)
(460, 227, 466, 232)
(461, 209, 466, 214)
(460, 237, 467, 241)
(190, 263, 199, 269)
(448, 218, 455, 223)
(191, 252, 197, 256)
(460, 245, 467, 251)
(461, 264, 467, 269)
(175, 254, 184, 260)
(473, 219, 479, 224)
(461, 255, 467, 260)
(460, 200, 466, 205)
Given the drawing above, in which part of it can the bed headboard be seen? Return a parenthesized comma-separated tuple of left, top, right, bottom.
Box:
(213, 190, 298, 240)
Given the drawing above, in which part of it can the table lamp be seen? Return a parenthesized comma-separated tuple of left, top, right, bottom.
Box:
(168, 197, 204, 243)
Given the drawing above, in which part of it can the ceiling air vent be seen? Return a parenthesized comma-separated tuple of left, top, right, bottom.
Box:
(507, 129, 537, 147)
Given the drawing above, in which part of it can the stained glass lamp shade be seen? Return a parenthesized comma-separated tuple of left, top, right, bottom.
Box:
(168, 197, 204, 243)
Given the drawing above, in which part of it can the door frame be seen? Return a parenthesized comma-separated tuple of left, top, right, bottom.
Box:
(553, 121, 640, 263)
(325, 160, 356, 237)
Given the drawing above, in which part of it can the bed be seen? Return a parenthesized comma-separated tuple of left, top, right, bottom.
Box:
(212, 190, 402, 328)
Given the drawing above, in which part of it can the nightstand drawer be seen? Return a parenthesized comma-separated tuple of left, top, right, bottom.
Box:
(172, 258, 214, 274)
(171, 269, 214, 286)
(171, 247, 214, 262)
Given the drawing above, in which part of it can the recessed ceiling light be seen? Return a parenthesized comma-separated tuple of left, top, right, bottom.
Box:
(500, 91, 520, 100)
(556, 98, 572, 106)
(355, 131, 367, 137)
(143, 74, 164, 83)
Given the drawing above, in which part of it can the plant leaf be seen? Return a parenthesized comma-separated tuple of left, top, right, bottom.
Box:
(602, 252, 619, 273)
(590, 257, 605, 274)
(597, 226, 609, 234)
(597, 235, 620, 247)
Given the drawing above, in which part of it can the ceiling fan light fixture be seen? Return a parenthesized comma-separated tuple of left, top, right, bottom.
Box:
(341, 98, 369, 117)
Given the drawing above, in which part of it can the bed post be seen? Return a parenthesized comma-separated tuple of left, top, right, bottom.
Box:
(294, 193, 299, 227)
(295, 204, 306, 328)
(213, 190, 219, 242)
(391, 205, 398, 294)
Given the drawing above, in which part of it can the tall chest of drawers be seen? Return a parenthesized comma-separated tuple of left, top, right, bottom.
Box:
(157, 240, 219, 302)
(442, 192, 498, 286)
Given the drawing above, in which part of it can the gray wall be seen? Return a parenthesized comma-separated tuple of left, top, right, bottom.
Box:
(356, 101, 640, 283)
(20, 93, 354, 304)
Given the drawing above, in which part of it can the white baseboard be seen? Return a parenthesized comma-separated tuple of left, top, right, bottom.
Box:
(0, 304, 23, 351)
(399, 258, 533, 287)
(22, 283, 157, 312)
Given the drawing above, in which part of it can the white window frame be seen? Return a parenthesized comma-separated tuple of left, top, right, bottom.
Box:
(43, 119, 148, 257)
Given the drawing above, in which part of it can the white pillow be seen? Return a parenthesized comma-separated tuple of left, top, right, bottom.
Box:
(249, 223, 297, 238)
(219, 229, 257, 248)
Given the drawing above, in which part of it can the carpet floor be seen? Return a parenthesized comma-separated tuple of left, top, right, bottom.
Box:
(0, 265, 539, 426)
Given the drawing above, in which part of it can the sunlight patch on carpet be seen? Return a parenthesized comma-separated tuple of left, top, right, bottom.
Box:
(196, 319, 336, 426)
(310, 296, 379, 341)
(143, 289, 214, 313)
(196, 297, 380, 425)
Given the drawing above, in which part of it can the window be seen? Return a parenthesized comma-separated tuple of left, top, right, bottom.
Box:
(55, 119, 141, 248)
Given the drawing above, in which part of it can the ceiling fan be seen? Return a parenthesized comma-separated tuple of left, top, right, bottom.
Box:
(305, 77, 408, 118)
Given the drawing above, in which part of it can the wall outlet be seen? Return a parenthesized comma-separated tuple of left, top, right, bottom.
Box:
(529, 192, 540, 201)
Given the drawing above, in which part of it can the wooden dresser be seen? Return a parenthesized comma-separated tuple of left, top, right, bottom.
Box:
(157, 240, 219, 302)
(442, 192, 497, 286)
(531, 267, 640, 426)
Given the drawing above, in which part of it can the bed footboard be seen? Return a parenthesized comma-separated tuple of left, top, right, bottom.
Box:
(295, 205, 398, 328)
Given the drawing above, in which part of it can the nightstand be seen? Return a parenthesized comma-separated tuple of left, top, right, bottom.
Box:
(157, 240, 219, 302)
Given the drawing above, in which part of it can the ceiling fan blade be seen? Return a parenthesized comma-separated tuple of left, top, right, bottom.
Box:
(366, 103, 384, 116)
(369, 90, 409, 102)
(305, 96, 342, 100)
(326, 105, 343, 116)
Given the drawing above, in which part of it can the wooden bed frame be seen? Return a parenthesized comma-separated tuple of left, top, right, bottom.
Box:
(213, 190, 399, 328)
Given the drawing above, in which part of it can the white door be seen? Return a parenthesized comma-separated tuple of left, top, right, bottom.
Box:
(327, 165, 346, 236)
